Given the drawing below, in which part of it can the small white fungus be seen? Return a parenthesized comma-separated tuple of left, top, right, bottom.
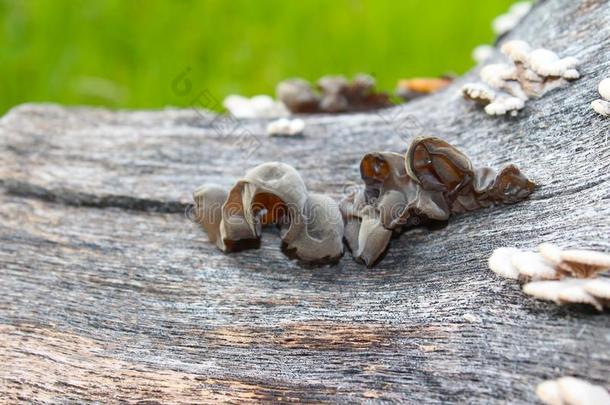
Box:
(462, 313, 482, 323)
(266, 118, 306, 137)
(472, 44, 495, 64)
(539, 243, 610, 278)
(461, 83, 496, 104)
(583, 279, 610, 300)
(527, 49, 580, 79)
(480, 63, 518, 89)
(538, 243, 563, 266)
(537, 377, 610, 405)
(223, 94, 289, 119)
(463, 40, 580, 116)
(511, 251, 558, 280)
(561, 250, 610, 267)
(490, 244, 610, 282)
(488, 247, 521, 279)
(592, 100, 610, 117)
(557, 283, 601, 309)
(484, 95, 525, 116)
(592, 78, 610, 117)
(599, 78, 610, 100)
(500, 40, 531, 64)
(523, 279, 610, 311)
(536, 380, 564, 405)
(523, 279, 587, 304)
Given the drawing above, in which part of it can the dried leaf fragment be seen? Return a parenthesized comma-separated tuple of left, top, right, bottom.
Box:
(396, 77, 452, 100)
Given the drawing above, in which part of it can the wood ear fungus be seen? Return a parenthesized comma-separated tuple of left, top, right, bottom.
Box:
(194, 162, 344, 264)
(276, 74, 391, 114)
(342, 136, 535, 267)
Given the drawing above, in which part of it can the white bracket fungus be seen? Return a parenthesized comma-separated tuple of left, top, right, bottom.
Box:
(266, 118, 306, 137)
(538, 243, 610, 278)
(490, 243, 610, 281)
(485, 95, 526, 116)
(488, 243, 610, 310)
(194, 162, 344, 264)
(537, 377, 610, 405)
(223, 94, 289, 119)
(489, 246, 559, 281)
(462, 40, 580, 116)
(591, 78, 610, 117)
(488, 247, 522, 279)
(462, 83, 497, 105)
(523, 278, 610, 311)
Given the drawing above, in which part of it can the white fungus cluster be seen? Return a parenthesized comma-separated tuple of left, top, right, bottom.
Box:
(523, 279, 610, 311)
(537, 377, 610, 405)
(488, 243, 610, 310)
(462, 40, 580, 116)
(591, 78, 610, 117)
(492, 1, 533, 36)
(266, 118, 305, 137)
(223, 94, 289, 119)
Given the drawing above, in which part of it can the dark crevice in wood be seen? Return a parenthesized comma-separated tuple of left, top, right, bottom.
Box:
(0, 179, 189, 213)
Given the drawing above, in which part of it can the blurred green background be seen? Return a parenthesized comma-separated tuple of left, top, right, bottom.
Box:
(0, 0, 515, 114)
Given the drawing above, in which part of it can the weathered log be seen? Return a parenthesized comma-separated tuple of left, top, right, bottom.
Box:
(1, 0, 609, 403)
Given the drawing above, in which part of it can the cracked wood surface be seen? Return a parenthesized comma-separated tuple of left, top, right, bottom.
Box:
(1, 0, 610, 403)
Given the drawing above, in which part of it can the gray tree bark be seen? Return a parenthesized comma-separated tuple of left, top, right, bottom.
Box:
(1, 0, 609, 403)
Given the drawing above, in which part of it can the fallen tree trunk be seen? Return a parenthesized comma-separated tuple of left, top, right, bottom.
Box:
(1, 0, 609, 403)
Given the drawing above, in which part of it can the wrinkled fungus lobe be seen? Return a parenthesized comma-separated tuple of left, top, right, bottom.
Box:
(341, 136, 535, 267)
(194, 163, 344, 264)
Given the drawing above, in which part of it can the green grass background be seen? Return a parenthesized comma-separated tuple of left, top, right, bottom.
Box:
(0, 0, 515, 114)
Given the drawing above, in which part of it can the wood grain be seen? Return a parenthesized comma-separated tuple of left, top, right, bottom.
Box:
(1, 0, 609, 403)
